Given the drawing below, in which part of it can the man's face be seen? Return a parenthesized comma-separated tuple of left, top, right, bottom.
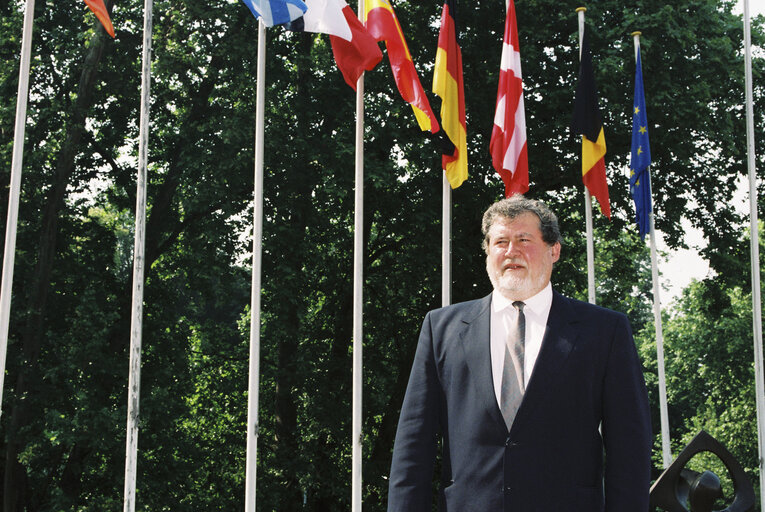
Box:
(485, 212, 561, 301)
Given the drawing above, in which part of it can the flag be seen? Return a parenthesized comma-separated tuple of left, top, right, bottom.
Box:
(84, 0, 115, 38)
(630, 47, 652, 239)
(289, 0, 382, 90)
(570, 31, 610, 218)
(364, 0, 439, 133)
(241, 0, 307, 27)
(433, 0, 467, 188)
(489, 0, 527, 197)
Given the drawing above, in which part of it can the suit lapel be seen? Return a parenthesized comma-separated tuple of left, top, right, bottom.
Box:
(458, 294, 507, 431)
(512, 290, 579, 431)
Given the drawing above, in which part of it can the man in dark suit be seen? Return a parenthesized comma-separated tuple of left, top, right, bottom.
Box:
(387, 196, 652, 512)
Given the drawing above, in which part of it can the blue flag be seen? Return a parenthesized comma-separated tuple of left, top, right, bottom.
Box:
(630, 47, 652, 240)
(241, 0, 307, 27)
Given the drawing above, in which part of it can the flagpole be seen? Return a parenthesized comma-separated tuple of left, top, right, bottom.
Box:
(442, 176, 451, 307)
(646, 193, 672, 469)
(244, 18, 266, 512)
(631, 31, 671, 469)
(742, 2, 765, 509)
(0, 0, 36, 419)
(123, 0, 153, 507)
(576, 7, 596, 305)
(647, 192, 671, 467)
(352, 1, 366, 509)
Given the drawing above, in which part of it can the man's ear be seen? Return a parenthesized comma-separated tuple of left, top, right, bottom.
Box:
(551, 242, 561, 263)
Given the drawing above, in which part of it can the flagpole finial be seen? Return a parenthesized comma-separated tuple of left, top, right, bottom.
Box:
(631, 31, 642, 59)
(576, 7, 586, 59)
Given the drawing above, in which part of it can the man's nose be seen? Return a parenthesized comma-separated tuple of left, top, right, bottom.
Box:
(504, 241, 520, 256)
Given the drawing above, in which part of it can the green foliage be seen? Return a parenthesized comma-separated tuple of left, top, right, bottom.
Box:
(637, 223, 765, 507)
(0, 0, 763, 510)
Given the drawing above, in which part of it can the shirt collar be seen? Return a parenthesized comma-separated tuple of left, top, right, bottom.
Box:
(492, 282, 553, 316)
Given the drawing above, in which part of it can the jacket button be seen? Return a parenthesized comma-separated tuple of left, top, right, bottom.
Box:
(505, 437, 511, 446)
(504, 486, 512, 494)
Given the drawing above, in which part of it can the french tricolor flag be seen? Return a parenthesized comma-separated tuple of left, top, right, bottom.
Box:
(289, 0, 382, 90)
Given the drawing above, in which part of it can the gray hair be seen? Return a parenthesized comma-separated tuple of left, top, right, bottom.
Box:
(481, 195, 561, 253)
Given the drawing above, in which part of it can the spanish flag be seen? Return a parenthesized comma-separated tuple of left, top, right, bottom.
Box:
(571, 30, 610, 218)
(84, 0, 115, 38)
(364, 0, 439, 133)
(433, 0, 466, 188)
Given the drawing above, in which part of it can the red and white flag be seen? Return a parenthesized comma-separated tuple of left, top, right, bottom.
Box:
(489, 0, 528, 197)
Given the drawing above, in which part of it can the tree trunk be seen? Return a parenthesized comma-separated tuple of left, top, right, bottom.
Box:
(269, 32, 319, 511)
(3, 20, 110, 511)
(53, 12, 248, 506)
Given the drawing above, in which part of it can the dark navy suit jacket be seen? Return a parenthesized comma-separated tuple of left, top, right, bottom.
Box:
(387, 290, 652, 512)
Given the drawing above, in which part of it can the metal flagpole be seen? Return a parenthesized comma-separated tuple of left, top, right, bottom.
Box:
(631, 31, 671, 469)
(244, 18, 266, 512)
(123, 0, 153, 507)
(742, 2, 765, 510)
(576, 7, 596, 305)
(442, 176, 451, 307)
(0, 0, 36, 418)
(352, 1, 366, 509)
(648, 196, 671, 467)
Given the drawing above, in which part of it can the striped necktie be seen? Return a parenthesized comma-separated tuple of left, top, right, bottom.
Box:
(500, 301, 526, 430)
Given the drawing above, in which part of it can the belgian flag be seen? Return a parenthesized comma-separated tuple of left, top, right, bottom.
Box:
(571, 30, 610, 218)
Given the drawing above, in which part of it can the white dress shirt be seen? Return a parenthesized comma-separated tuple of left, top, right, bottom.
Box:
(490, 282, 553, 409)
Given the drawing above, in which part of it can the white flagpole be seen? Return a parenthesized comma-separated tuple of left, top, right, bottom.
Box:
(123, 0, 153, 507)
(244, 18, 266, 512)
(352, 1, 366, 509)
(648, 198, 671, 467)
(0, 0, 36, 418)
(742, 2, 765, 510)
(631, 31, 671, 469)
(442, 176, 451, 307)
(576, 7, 596, 305)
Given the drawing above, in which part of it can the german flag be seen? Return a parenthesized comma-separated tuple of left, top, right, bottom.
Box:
(571, 30, 610, 218)
(84, 0, 115, 38)
(433, 0, 466, 188)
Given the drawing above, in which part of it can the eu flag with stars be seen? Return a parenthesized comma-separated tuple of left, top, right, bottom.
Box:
(630, 48, 652, 240)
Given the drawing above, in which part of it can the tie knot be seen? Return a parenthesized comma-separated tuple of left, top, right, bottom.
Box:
(512, 301, 525, 312)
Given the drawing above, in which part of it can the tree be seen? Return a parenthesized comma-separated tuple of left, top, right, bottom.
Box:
(637, 222, 764, 505)
(0, 0, 762, 510)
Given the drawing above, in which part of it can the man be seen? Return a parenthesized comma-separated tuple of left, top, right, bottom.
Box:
(387, 195, 651, 512)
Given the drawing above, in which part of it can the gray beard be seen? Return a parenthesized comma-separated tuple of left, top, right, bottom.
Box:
(487, 263, 546, 301)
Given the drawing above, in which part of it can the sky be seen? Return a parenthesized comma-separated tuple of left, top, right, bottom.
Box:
(655, 0, 762, 305)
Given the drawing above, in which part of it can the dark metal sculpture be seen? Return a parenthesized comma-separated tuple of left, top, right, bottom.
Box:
(649, 430, 755, 512)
